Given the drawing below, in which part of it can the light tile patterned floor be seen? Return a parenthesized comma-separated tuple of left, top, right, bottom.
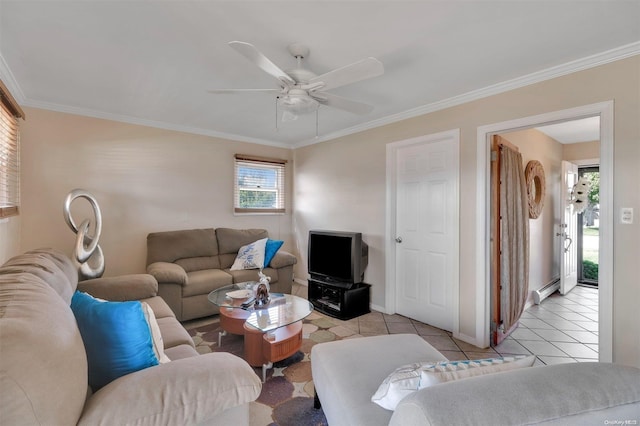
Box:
(293, 283, 599, 365)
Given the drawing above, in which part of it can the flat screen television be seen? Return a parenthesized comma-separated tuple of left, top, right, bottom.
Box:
(308, 230, 368, 285)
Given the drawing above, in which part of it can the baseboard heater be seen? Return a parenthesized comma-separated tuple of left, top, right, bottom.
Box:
(533, 278, 560, 304)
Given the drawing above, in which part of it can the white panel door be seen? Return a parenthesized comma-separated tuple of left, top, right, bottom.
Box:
(395, 137, 458, 331)
(560, 160, 578, 295)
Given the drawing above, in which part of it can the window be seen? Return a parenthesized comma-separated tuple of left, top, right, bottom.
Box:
(0, 80, 24, 218)
(234, 154, 287, 214)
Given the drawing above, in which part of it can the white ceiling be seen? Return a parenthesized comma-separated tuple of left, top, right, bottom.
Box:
(536, 116, 601, 144)
(1, 1, 639, 148)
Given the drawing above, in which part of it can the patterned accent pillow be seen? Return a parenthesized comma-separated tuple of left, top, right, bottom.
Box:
(371, 355, 535, 411)
(230, 238, 268, 270)
(418, 355, 536, 388)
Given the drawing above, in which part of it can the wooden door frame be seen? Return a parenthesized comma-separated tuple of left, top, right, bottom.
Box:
(385, 129, 460, 337)
(476, 101, 613, 362)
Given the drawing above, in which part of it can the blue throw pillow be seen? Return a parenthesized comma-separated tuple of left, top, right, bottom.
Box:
(70, 291, 158, 390)
(264, 239, 284, 267)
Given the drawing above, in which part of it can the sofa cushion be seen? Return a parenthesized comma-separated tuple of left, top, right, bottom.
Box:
(264, 239, 284, 267)
(142, 295, 178, 319)
(227, 267, 279, 285)
(71, 291, 159, 390)
(183, 269, 233, 297)
(28, 248, 79, 287)
(156, 316, 196, 349)
(372, 355, 535, 410)
(77, 353, 261, 426)
(176, 256, 221, 272)
(0, 273, 87, 426)
(164, 344, 200, 360)
(230, 238, 268, 270)
(146, 228, 218, 265)
(216, 228, 269, 255)
(2, 251, 77, 303)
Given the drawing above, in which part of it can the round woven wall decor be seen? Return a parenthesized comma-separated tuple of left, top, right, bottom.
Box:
(525, 160, 545, 219)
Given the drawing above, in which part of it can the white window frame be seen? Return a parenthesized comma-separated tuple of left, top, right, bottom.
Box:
(0, 80, 23, 218)
(234, 154, 286, 214)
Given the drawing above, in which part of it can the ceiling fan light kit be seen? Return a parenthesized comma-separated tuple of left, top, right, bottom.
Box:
(277, 89, 319, 114)
(211, 41, 384, 135)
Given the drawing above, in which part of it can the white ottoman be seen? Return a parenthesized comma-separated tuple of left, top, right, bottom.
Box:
(311, 334, 447, 426)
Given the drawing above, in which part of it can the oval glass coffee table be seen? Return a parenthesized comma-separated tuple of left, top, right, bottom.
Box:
(208, 283, 313, 381)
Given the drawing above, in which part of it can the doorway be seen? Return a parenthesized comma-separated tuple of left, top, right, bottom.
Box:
(476, 101, 613, 362)
(577, 166, 600, 287)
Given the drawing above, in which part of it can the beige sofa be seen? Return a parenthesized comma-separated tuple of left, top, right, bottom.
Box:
(0, 248, 262, 425)
(312, 334, 640, 425)
(146, 228, 297, 321)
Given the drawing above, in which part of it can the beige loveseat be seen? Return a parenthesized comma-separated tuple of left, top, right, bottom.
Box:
(146, 228, 297, 321)
(0, 248, 262, 425)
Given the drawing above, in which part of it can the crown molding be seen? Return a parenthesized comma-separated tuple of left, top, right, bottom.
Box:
(23, 98, 292, 148)
(3, 41, 639, 149)
(294, 41, 640, 148)
(0, 53, 26, 105)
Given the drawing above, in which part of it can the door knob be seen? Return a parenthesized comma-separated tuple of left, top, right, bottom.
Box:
(395, 237, 403, 243)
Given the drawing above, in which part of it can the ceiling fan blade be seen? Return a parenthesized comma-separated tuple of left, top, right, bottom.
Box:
(228, 41, 296, 86)
(208, 89, 280, 94)
(311, 92, 374, 115)
(308, 57, 384, 91)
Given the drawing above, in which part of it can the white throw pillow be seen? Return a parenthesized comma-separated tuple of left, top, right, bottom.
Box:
(372, 355, 535, 411)
(371, 362, 428, 411)
(230, 238, 268, 270)
(141, 302, 171, 364)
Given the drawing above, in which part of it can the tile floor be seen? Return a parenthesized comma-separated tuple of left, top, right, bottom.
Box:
(293, 283, 599, 365)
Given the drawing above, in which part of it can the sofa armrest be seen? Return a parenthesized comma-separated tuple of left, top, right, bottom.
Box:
(77, 274, 158, 301)
(147, 261, 188, 285)
(390, 362, 640, 426)
(269, 250, 297, 269)
(78, 352, 262, 426)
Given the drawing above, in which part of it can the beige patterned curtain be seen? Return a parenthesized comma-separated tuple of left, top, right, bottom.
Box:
(499, 145, 529, 331)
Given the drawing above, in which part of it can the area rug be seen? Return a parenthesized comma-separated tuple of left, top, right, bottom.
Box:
(186, 311, 356, 426)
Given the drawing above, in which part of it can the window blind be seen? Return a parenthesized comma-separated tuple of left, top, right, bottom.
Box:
(0, 80, 23, 218)
(234, 154, 287, 214)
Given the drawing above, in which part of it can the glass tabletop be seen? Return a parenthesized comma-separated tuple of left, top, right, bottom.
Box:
(208, 283, 313, 333)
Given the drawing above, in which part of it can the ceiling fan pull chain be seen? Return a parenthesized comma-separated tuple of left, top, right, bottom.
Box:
(275, 97, 279, 131)
(315, 107, 319, 138)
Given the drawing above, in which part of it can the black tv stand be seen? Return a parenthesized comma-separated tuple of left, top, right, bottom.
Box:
(308, 278, 370, 320)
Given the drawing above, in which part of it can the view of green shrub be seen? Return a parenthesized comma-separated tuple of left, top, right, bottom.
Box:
(583, 260, 599, 280)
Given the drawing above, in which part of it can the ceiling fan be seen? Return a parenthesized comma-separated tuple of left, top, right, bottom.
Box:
(210, 41, 384, 122)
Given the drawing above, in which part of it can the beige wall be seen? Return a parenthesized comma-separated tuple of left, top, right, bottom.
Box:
(16, 108, 294, 277)
(499, 129, 562, 306)
(292, 132, 387, 297)
(563, 140, 600, 162)
(294, 55, 639, 367)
